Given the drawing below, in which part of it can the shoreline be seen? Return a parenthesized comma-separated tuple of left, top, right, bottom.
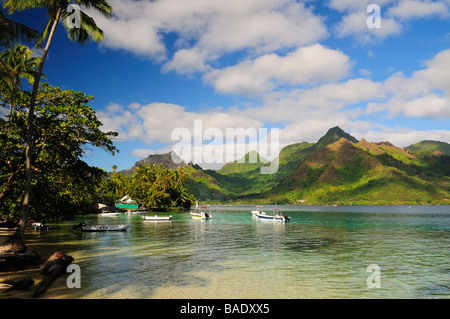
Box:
(0, 228, 72, 299)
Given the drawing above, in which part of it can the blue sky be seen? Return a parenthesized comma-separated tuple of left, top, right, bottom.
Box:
(5, 0, 450, 171)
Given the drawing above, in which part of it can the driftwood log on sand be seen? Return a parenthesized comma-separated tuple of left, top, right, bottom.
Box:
(33, 251, 74, 298)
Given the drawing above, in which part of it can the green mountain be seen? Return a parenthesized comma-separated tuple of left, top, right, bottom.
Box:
(273, 141, 315, 180)
(271, 137, 450, 205)
(132, 152, 185, 170)
(119, 152, 185, 177)
(405, 140, 450, 156)
(203, 126, 360, 198)
(125, 127, 450, 205)
(205, 151, 276, 196)
(273, 126, 359, 176)
(314, 126, 359, 148)
(216, 150, 270, 175)
(185, 164, 230, 201)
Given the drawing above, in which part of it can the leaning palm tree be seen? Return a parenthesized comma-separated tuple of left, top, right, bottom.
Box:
(3, 0, 113, 240)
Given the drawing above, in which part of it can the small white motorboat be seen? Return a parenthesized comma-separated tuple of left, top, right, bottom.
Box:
(142, 214, 173, 221)
(73, 221, 131, 232)
(100, 212, 120, 216)
(190, 206, 212, 220)
(255, 208, 290, 223)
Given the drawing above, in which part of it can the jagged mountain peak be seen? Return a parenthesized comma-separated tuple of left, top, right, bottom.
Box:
(316, 126, 359, 147)
(132, 151, 185, 170)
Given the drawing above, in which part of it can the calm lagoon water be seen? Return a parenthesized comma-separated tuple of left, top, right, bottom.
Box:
(13, 205, 450, 298)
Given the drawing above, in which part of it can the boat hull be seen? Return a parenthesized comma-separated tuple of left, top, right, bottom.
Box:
(101, 212, 120, 216)
(143, 215, 172, 221)
(190, 212, 211, 220)
(81, 224, 131, 232)
(255, 212, 289, 223)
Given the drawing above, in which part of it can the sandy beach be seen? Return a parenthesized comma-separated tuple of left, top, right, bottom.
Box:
(0, 228, 71, 299)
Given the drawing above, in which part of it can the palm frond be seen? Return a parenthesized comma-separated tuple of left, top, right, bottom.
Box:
(35, 18, 53, 48)
(0, 10, 40, 47)
(64, 10, 104, 44)
(3, 0, 53, 14)
(0, 60, 14, 92)
(75, 0, 112, 18)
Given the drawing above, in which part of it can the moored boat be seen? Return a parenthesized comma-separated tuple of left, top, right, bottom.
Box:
(255, 208, 290, 223)
(190, 206, 212, 220)
(73, 221, 131, 232)
(142, 214, 173, 221)
(100, 212, 120, 216)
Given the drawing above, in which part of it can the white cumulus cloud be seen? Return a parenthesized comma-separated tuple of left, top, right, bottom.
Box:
(204, 44, 352, 96)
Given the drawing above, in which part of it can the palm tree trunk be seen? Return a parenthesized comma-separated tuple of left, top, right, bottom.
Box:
(15, 8, 62, 238)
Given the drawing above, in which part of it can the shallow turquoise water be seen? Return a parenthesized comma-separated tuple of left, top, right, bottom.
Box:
(22, 205, 450, 298)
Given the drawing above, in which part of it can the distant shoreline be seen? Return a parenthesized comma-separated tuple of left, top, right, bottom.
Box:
(193, 201, 450, 207)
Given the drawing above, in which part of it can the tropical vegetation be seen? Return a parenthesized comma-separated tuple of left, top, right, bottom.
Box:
(99, 164, 196, 211)
(0, 83, 118, 223)
(1, 0, 113, 239)
(0, 1, 197, 238)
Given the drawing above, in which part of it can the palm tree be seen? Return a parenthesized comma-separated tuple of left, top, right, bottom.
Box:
(0, 44, 41, 117)
(175, 166, 189, 186)
(3, 0, 113, 238)
(0, 9, 39, 99)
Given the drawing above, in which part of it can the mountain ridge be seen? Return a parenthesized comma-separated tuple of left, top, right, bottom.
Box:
(405, 140, 450, 156)
(121, 127, 450, 204)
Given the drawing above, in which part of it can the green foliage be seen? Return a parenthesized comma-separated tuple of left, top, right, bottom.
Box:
(0, 83, 118, 221)
(1, 1, 114, 232)
(98, 164, 196, 211)
(0, 44, 41, 102)
(98, 170, 128, 207)
(333, 154, 366, 184)
(130, 164, 195, 210)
